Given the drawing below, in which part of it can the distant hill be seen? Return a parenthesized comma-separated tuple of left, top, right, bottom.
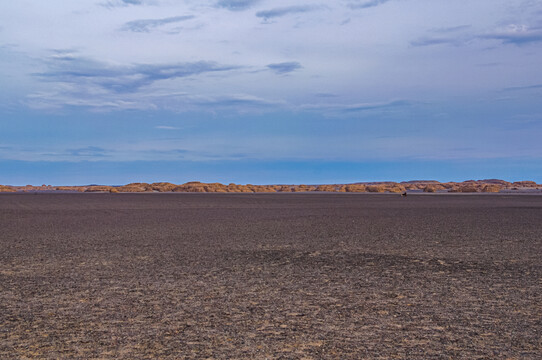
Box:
(1, 180, 541, 193)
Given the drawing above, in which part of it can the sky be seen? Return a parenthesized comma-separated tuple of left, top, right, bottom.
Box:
(1, 0, 542, 185)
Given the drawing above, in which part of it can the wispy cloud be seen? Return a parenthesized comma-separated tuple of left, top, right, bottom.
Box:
(26, 93, 156, 111)
(267, 61, 302, 74)
(503, 84, 542, 92)
(476, 62, 501, 67)
(215, 0, 260, 11)
(348, 0, 392, 10)
(26, 51, 294, 112)
(300, 99, 410, 113)
(256, 5, 318, 20)
(155, 125, 180, 130)
(314, 93, 338, 98)
(343, 100, 409, 112)
(480, 24, 542, 45)
(25, 51, 247, 111)
(121, 15, 195, 33)
(410, 37, 461, 47)
(410, 25, 470, 47)
(193, 94, 284, 108)
(101, 0, 149, 8)
(35, 51, 241, 94)
(412, 24, 542, 47)
(432, 25, 471, 34)
(66, 146, 108, 158)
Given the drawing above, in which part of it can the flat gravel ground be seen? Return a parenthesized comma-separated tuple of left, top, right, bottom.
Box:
(0, 193, 541, 359)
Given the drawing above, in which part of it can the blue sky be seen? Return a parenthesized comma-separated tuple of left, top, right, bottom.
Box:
(1, 0, 542, 185)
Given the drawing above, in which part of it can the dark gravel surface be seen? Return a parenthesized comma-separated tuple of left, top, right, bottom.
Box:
(1, 193, 541, 359)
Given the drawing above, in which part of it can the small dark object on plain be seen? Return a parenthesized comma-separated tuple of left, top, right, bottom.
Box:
(401, 192, 407, 197)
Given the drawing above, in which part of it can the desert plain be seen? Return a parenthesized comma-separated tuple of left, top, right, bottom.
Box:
(0, 193, 541, 359)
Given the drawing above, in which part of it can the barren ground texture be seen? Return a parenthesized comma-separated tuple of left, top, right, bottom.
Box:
(0, 193, 541, 359)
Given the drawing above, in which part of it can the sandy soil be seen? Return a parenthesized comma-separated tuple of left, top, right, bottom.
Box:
(1, 193, 541, 359)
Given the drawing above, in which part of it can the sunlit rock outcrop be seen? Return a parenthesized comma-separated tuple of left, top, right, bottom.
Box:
(151, 182, 177, 192)
(481, 184, 502, 193)
(344, 184, 367, 192)
(423, 185, 437, 193)
(512, 181, 538, 188)
(116, 183, 152, 192)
